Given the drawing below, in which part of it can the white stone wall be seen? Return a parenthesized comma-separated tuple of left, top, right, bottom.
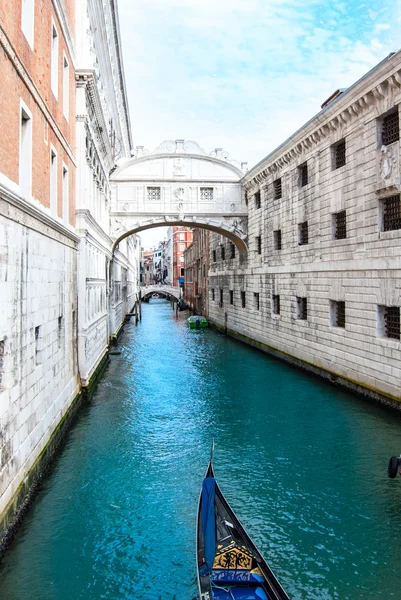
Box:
(0, 194, 80, 519)
(209, 52, 401, 402)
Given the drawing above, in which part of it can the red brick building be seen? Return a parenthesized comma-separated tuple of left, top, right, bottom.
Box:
(0, 0, 76, 222)
(169, 226, 193, 287)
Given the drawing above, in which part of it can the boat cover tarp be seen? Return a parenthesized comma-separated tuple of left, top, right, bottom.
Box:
(200, 476, 216, 575)
(211, 587, 268, 599)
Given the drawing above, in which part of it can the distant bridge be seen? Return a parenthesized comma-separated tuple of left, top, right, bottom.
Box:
(141, 285, 181, 301)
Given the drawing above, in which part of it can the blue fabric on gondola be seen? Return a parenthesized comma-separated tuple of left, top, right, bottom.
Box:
(200, 476, 216, 576)
(212, 588, 269, 599)
(211, 570, 264, 583)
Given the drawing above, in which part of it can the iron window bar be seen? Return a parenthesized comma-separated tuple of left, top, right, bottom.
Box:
(382, 112, 399, 146)
(274, 178, 282, 200)
(334, 211, 347, 239)
(385, 307, 400, 339)
(299, 221, 309, 245)
(273, 295, 280, 315)
(334, 140, 346, 169)
(297, 297, 307, 320)
(382, 195, 401, 232)
(300, 163, 308, 187)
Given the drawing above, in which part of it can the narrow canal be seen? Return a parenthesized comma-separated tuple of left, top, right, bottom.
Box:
(1, 299, 401, 600)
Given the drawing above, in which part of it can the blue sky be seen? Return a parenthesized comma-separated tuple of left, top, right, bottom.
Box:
(116, 0, 400, 247)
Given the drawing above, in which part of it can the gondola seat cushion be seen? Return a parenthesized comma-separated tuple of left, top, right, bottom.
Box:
(212, 587, 269, 599)
(212, 569, 264, 583)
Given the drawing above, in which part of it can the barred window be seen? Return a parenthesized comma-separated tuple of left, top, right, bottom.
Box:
(245, 191, 248, 205)
(298, 221, 309, 245)
(381, 195, 401, 232)
(333, 211, 346, 240)
(385, 307, 400, 339)
(221, 246, 225, 260)
(147, 186, 161, 201)
(212, 250, 216, 262)
(273, 229, 282, 250)
(254, 292, 260, 311)
(379, 305, 400, 340)
(255, 191, 261, 209)
(274, 178, 282, 200)
(273, 295, 280, 315)
(300, 163, 308, 187)
(382, 112, 399, 146)
(333, 139, 346, 169)
(256, 236, 262, 254)
(229, 290, 234, 305)
(212, 288, 215, 301)
(241, 291, 246, 308)
(296, 297, 308, 320)
(230, 244, 236, 259)
(220, 289, 223, 306)
(200, 187, 213, 201)
(330, 300, 345, 328)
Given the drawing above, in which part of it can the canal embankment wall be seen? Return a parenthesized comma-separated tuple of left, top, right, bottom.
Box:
(206, 52, 401, 408)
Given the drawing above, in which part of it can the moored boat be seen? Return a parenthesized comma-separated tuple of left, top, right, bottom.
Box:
(196, 451, 290, 600)
(187, 315, 208, 329)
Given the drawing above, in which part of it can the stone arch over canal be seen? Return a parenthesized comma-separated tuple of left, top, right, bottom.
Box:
(109, 139, 249, 257)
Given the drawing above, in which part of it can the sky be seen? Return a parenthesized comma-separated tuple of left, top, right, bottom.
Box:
(116, 0, 401, 248)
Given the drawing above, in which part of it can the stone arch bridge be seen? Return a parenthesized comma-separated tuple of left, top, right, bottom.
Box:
(109, 140, 248, 256)
(141, 285, 181, 301)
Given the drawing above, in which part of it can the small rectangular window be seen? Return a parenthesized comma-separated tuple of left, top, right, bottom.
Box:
(330, 300, 345, 328)
(62, 164, 68, 224)
(180, 243, 185, 251)
(147, 186, 161, 201)
(180, 232, 185, 240)
(382, 111, 399, 146)
(212, 288, 215, 301)
(254, 292, 260, 311)
(299, 162, 308, 187)
(333, 210, 346, 240)
(296, 297, 308, 320)
(212, 250, 216, 262)
(273, 295, 280, 315)
(230, 244, 235, 259)
(298, 221, 308, 245)
(241, 291, 246, 308)
(256, 236, 262, 255)
(378, 305, 400, 340)
(51, 21, 59, 98)
(21, 0, 35, 48)
(50, 146, 58, 217)
(254, 191, 261, 209)
(245, 191, 248, 205)
(200, 187, 213, 201)
(219, 289, 223, 307)
(20, 101, 32, 199)
(35, 325, 41, 365)
(381, 195, 401, 232)
(333, 139, 346, 169)
(229, 290, 234, 305)
(273, 229, 282, 250)
(63, 54, 69, 120)
(221, 246, 225, 260)
(274, 178, 282, 200)
(180, 268, 185, 276)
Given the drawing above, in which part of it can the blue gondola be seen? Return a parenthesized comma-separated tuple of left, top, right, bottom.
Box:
(196, 451, 290, 600)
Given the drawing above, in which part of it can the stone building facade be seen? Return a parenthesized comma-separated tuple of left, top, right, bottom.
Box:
(209, 52, 401, 404)
(0, 0, 80, 539)
(184, 228, 210, 315)
(0, 1, 139, 544)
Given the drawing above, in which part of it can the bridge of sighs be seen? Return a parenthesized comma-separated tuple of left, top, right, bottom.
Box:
(109, 139, 249, 256)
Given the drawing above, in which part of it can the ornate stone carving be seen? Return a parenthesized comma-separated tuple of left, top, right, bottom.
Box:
(173, 158, 186, 176)
(380, 145, 396, 180)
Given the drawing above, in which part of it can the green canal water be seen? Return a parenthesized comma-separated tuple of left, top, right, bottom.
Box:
(1, 299, 401, 599)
